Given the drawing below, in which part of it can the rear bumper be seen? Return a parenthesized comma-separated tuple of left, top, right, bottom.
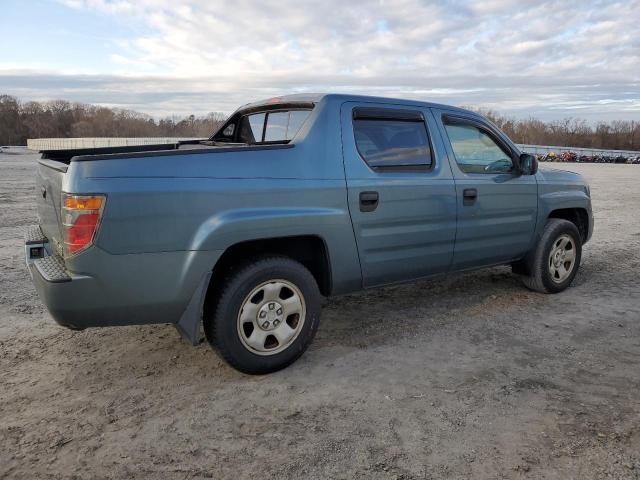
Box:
(27, 256, 93, 330)
(25, 225, 222, 331)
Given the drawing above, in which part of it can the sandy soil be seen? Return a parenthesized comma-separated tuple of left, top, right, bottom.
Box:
(1, 152, 639, 479)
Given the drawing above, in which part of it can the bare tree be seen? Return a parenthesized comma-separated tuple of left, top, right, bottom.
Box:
(0, 95, 227, 145)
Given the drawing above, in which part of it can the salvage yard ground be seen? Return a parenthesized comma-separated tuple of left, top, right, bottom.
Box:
(1, 152, 639, 479)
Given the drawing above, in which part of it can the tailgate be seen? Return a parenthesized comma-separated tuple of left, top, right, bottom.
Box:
(36, 158, 67, 255)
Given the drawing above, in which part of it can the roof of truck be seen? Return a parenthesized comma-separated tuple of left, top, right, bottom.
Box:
(239, 93, 475, 116)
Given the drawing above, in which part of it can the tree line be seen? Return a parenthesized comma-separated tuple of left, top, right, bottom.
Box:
(0, 94, 226, 146)
(475, 108, 639, 151)
(1, 93, 638, 151)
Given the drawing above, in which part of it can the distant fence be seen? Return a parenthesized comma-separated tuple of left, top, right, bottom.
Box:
(516, 144, 640, 158)
(26, 137, 201, 151)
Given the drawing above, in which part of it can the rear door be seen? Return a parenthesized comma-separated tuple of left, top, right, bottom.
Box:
(433, 109, 538, 270)
(341, 102, 457, 287)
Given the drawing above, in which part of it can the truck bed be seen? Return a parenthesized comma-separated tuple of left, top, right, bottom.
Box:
(39, 140, 286, 164)
(40, 142, 185, 164)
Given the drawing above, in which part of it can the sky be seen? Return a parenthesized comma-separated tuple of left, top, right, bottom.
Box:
(0, 0, 639, 120)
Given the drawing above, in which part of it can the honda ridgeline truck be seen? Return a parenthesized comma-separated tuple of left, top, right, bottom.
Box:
(26, 94, 593, 374)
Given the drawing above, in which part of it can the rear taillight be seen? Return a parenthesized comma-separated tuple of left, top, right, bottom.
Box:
(62, 194, 106, 256)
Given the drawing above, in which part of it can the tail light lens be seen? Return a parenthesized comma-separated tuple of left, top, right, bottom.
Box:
(62, 194, 106, 256)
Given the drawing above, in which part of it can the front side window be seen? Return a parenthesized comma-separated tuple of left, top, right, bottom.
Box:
(238, 109, 310, 144)
(353, 116, 432, 170)
(443, 120, 514, 174)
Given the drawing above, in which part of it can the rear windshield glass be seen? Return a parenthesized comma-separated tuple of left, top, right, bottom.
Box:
(238, 109, 311, 144)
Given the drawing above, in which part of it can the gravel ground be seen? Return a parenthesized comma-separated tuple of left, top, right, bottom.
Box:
(1, 152, 639, 479)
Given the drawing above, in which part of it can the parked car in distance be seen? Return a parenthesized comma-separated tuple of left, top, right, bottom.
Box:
(26, 94, 593, 374)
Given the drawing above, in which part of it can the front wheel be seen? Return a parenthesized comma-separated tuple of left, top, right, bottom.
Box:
(205, 256, 321, 374)
(521, 218, 582, 293)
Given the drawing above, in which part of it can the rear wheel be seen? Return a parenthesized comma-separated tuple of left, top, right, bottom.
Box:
(205, 256, 321, 374)
(521, 219, 582, 293)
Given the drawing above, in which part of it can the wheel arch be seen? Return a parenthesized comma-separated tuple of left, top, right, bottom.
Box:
(202, 235, 330, 339)
(547, 207, 589, 243)
(513, 207, 589, 277)
(175, 234, 332, 346)
(207, 234, 332, 298)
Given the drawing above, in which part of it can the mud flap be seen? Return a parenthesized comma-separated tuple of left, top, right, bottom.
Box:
(174, 271, 211, 346)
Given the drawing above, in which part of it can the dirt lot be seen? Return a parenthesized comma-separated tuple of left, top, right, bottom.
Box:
(1, 151, 639, 479)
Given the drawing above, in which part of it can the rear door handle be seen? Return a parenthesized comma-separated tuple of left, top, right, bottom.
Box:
(359, 191, 379, 212)
(463, 188, 477, 206)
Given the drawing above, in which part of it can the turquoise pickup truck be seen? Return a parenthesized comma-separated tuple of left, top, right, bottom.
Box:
(26, 94, 593, 374)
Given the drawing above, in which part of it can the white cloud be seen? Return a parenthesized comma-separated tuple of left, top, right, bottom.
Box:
(1, 0, 638, 119)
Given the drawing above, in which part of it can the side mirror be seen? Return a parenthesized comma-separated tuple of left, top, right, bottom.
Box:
(519, 153, 538, 175)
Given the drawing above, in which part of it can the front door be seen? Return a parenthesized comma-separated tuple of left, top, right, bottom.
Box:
(433, 109, 538, 270)
(341, 102, 457, 287)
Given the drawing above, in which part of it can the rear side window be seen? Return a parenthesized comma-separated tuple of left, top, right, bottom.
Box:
(238, 109, 310, 144)
(353, 108, 432, 171)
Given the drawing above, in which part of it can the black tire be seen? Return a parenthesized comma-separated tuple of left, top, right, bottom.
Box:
(521, 218, 582, 293)
(204, 256, 321, 374)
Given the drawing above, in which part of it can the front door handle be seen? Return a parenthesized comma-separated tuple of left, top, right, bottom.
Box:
(359, 191, 379, 212)
(463, 188, 477, 206)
